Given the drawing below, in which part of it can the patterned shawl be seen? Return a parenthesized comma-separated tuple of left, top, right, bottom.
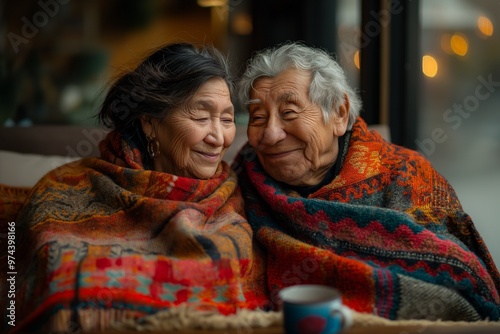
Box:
(3, 130, 267, 333)
(234, 117, 500, 321)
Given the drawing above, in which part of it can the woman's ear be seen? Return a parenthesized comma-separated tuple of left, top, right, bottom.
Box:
(332, 94, 350, 137)
(140, 115, 154, 137)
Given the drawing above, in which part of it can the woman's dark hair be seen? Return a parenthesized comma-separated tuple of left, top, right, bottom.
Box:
(97, 42, 234, 164)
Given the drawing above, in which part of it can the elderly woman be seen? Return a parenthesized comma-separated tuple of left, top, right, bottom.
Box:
(234, 42, 500, 321)
(7, 43, 267, 333)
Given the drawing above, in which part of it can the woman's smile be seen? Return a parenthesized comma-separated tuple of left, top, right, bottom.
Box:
(195, 150, 221, 162)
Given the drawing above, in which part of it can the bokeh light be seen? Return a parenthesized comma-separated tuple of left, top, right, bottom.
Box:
(354, 50, 360, 69)
(450, 34, 468, 56)
(478, 16, 494, 37)
(422, 55, 438, 78)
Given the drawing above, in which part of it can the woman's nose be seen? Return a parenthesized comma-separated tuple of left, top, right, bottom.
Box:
(206, 122, 224, 146)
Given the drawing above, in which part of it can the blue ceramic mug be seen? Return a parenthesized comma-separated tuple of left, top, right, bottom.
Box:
(279, 285, 352, 334)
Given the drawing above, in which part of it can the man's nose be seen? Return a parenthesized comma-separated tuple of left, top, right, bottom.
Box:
(259, 121, 286, 146)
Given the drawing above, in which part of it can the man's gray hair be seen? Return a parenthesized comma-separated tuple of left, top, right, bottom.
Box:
(237, 42, 362, 129)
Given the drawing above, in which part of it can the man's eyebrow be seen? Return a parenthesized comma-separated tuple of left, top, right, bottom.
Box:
(246, 98, 261, 105)
(277, 92, 299, 104)
(246, 92, 299, 106)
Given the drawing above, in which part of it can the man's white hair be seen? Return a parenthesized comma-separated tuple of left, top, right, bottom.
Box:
(237, 42, 362, 129)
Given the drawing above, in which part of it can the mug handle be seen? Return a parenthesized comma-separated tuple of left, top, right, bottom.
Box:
(330, 305, 353, 330)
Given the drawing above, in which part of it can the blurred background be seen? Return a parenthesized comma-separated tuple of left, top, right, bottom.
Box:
(1, 0, 499, 266)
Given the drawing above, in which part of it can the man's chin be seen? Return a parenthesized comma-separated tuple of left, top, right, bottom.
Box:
(267, 172, 301, 186)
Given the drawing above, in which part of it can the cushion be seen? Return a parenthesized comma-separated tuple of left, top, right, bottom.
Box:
(0, 150, 79, 187)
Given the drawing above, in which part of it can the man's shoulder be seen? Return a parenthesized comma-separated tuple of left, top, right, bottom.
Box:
(351, 117, 432, 166)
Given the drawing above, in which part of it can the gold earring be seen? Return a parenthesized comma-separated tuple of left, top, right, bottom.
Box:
(146, 135, 160, 158)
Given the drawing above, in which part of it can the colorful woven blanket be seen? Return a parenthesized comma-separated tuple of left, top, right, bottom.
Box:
(2, 130, 267, 333)
(234, 117, 500, 321)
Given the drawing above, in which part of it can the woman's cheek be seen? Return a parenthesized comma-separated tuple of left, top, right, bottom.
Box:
(224, 127, 236, 147)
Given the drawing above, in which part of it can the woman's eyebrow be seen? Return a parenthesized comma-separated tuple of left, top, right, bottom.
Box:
(222, 105, 235, 114)
(194, 99, 214, 109)
(194, 99, 234, 114)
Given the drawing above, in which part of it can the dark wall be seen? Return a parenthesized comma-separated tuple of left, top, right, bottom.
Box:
(250, 0, 338, 53)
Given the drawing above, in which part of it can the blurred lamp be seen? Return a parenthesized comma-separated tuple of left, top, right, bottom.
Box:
(422, 55, 438, 78)
(354, 51, 360, 69)
(450, 34, 468, 56)
(197, 0, 227, 7)
(231, 12, 253, 35)
(477, 16, 494, 37)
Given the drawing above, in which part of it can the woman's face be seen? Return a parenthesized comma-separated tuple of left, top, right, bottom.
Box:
(142, 77, 236, 179)
(246, 68, 349, 186)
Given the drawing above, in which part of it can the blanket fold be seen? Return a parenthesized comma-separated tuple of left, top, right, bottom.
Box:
(235, 117, 500, 321)
(1, 130, 268, 333)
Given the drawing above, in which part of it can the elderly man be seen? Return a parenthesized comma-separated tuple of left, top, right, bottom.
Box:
(234, 42, 500, 321)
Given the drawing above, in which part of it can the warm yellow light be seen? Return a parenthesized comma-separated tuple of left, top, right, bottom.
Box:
(478, 16, 494, 37)
(422, 55, 438, 78)
(354, 50, 360, 69)
(197, 0, 227, 7)
(232, 12, 253, 35)
(450, 34, 468, 56)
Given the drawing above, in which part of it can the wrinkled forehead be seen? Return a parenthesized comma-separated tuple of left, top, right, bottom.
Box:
(247, 91, 300, 107)
(248, 69, 312, 103)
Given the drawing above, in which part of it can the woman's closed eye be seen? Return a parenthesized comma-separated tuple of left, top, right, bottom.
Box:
(221, 116, 234, 124)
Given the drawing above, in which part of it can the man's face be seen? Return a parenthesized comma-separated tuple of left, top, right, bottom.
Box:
(247, 68, 348, 186)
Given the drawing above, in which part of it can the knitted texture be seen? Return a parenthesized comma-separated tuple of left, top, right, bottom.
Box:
(1, 130, 268, 333)
(234, 117, 500, 321)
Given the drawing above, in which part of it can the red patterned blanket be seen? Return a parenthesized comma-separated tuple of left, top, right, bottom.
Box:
(1, 130, 267, 333)
(235, 117, 500, 321)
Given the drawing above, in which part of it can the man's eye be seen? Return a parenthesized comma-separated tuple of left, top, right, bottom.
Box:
(249, 115, 266, 123)
(221, 117, 234, 124)
(282, 110, 298, 119)
(194, 118, 209, 122)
